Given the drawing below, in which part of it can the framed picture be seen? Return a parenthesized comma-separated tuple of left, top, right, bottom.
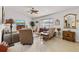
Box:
(55, 19, 60, 25)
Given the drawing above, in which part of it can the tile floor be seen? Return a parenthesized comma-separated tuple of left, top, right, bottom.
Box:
(8, 34, 79, 52)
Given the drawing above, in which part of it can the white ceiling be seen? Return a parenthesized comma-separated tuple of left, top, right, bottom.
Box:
(5, 6, 79, 18)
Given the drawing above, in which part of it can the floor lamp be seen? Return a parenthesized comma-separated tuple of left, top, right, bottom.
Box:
(5, 19, 14, 46)
(2, 6, 5, 42)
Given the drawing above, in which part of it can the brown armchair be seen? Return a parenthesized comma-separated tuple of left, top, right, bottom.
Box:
(19, 29, 33, 45)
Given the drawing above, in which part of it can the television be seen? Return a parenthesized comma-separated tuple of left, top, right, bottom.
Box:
(16, 20, 25, 25)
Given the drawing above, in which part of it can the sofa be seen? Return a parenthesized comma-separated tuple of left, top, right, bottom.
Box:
(3, 33, 19, 45)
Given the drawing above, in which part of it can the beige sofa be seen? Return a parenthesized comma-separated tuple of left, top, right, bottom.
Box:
(19, 29, 33, 45)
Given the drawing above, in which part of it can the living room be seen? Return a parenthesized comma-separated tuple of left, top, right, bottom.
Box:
(0, 6, 79, 52)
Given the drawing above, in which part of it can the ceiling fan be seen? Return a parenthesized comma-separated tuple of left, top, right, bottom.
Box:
(28, 8, 39, 14)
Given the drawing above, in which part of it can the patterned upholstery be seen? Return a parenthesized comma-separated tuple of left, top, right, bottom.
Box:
(3, 33, 19, 45)
(0, 44, 8, 52)
(19, 29, 33, 45)
(43, 28, 56, 41)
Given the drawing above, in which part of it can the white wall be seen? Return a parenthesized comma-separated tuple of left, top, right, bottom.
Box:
(35, 7, 79, 42)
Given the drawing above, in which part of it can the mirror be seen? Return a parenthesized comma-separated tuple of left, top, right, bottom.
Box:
(64, 13, 76, 29)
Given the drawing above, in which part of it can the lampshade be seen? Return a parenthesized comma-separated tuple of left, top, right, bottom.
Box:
(5, 19, 14, 24)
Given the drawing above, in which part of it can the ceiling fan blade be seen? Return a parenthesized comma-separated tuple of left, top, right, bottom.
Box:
(27, 7, 39, 14)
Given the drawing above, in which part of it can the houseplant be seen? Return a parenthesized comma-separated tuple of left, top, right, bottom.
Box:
(30, 21, 35, 28)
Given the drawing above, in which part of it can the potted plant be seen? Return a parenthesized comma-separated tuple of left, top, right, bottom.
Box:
(30, 21, 35, 29)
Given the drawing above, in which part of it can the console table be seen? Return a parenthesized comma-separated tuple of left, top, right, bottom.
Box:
(63, 31, 75, 42)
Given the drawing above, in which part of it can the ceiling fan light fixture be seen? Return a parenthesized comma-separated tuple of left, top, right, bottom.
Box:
(29, 7, 39, 14)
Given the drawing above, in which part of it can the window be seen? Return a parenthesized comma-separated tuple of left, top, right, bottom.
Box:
(39, 18, 54, 28)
